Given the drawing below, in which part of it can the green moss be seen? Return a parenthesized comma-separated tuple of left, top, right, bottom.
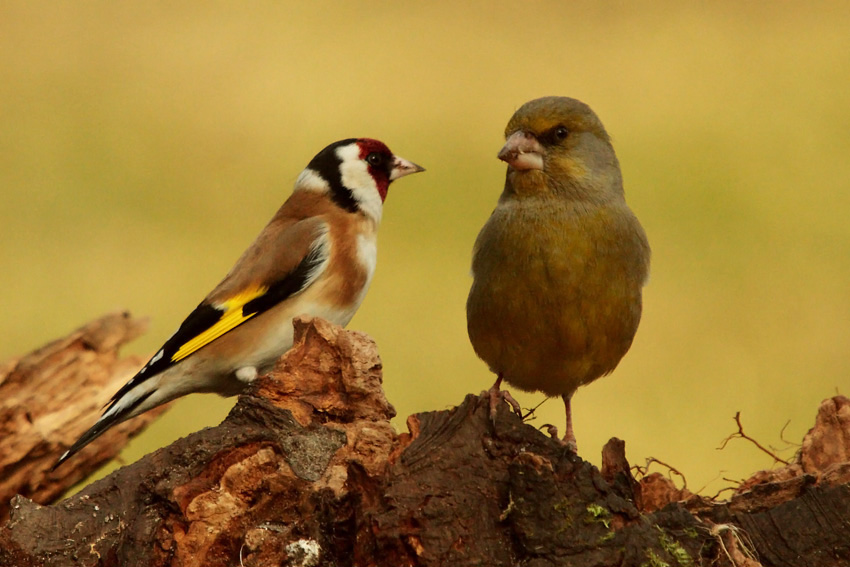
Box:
(549, 498, 574, 535)
(554, 514, 574, 535)
(641, 550, 669, 567)
(657, 527, 694, 567)
(585, 503, 611, 528)
(683, 527, 699, 539)
(553, 498, 571, 513)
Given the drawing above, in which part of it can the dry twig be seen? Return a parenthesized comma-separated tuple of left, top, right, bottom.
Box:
(717, 412, 790, 465)
(521, 398, 548, 422)
(631, 456, 689, 490)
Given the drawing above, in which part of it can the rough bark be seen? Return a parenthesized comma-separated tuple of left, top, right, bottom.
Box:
(1, 315, 849, 566)
(0, 311, 169, 519)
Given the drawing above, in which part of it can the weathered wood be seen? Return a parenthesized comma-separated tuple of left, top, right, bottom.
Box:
(697, 396, 850, 567)
(0, 311, 168, 519)
(1, 315, 849, 566)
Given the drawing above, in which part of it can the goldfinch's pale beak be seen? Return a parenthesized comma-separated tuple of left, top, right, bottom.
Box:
(390, 156, 425, 181)
(498, 130, 544, 171)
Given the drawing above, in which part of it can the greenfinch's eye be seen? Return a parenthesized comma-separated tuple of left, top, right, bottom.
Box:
(366, 153, 385, 167)
(554, 126, 569, 141)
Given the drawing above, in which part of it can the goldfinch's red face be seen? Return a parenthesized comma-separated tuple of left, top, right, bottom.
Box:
(296, 138, 424, 223)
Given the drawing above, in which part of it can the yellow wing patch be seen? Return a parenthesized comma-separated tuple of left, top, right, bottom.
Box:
(171, 287, 267, 363)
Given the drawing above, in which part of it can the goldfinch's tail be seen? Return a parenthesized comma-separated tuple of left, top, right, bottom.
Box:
(52, 373, 164, 470)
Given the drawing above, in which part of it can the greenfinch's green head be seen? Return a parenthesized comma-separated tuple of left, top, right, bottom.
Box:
(499, 96, 622, 203)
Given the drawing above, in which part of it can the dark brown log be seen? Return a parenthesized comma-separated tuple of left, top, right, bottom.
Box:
(0, 311, 168, 519)
(1, 315, 849, 566)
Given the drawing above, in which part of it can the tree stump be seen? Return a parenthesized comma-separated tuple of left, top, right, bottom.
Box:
(1, 315, 849, 566)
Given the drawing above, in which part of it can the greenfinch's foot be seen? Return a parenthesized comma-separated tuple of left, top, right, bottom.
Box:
(541, 423, 578, 452)
(561, 394, 578, 452)
(486, 375, 522, 424)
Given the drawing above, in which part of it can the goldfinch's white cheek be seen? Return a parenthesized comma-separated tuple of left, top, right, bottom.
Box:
(336, 144, 372, 189)
(336, 144, 383, 224)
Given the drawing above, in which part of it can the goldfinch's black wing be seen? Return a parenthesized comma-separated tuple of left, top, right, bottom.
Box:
(53, 217, 328, 469)
(110, 217, 330, 405)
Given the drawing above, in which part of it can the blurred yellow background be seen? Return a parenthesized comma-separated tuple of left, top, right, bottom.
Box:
(2, 2, 848, 493)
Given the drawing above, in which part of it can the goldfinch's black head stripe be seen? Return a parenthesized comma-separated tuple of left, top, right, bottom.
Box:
(307, 138, 359, 213)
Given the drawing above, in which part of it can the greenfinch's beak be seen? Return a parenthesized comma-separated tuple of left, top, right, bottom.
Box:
(390, 156, 425, 181)
(498, 130, 544, 171)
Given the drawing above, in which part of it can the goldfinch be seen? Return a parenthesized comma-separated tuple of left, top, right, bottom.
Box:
(55, 138, 424, 468)
(466, 97, 650, 450)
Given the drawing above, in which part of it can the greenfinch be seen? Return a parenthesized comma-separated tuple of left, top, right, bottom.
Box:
(466, 96, 650, 450)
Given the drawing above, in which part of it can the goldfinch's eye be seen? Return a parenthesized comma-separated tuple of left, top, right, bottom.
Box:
(366, 153, 385, 167)
(554, 126, 569, 141)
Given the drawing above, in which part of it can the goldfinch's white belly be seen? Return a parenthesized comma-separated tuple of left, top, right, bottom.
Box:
(245, 298, 363, 373)
(237, 231, 376, 374)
